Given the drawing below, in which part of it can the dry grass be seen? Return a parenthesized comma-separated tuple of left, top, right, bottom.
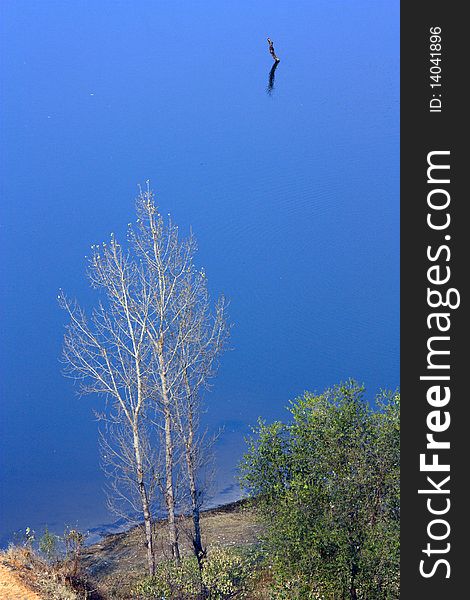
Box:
(0, 545, 102, 600)
(0, 548, 43, 600)
(0, 500, 265, 600)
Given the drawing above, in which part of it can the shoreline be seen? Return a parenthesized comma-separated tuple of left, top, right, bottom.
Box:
(85, 496, 249, 549)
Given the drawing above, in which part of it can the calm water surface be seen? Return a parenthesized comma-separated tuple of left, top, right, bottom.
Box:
(0, 0, 399, 545)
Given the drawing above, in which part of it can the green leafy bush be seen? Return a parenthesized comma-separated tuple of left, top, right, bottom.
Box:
(135, 546, 256, 599)
(135, 556, 202, 599)
(202, 546, 254, 599)
(240, 380, 400, 600)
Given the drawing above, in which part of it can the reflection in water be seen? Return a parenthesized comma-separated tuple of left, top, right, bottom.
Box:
(267, 61, 279, 96)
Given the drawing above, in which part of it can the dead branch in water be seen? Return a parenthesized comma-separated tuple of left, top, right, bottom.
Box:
(267, 37, 280, 62)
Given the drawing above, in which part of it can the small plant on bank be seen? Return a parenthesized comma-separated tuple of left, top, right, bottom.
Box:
(64, 527, 85, 577)
(24, 526, 35, 548)
(39, 526, 59, 563)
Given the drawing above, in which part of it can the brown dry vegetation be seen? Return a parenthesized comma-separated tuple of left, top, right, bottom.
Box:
(0, 559, 43, 600)
(0, 545, 95, 600)
(1, 500, 263, 600)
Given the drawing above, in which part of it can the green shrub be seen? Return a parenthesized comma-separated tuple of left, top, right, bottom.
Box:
(135, 556, 202, 599)
(202, 546, 254, 599)
(38, 526, 59, 563)
(135, 546, 257, 600)
(240, 381, 400, 600)
(268, 574, 325, 600)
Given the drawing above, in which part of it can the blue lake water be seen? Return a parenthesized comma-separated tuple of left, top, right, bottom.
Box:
(0, 0, 399, 546)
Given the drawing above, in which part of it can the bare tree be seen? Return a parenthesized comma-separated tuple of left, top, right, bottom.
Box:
(59, 236, 157, 575)
(99, 416, 160, 529)
(127, 194, 191, 561)
(129, 187, 230, 563)
(60, 185, 230, 568)
(173, 275, 230, 567)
